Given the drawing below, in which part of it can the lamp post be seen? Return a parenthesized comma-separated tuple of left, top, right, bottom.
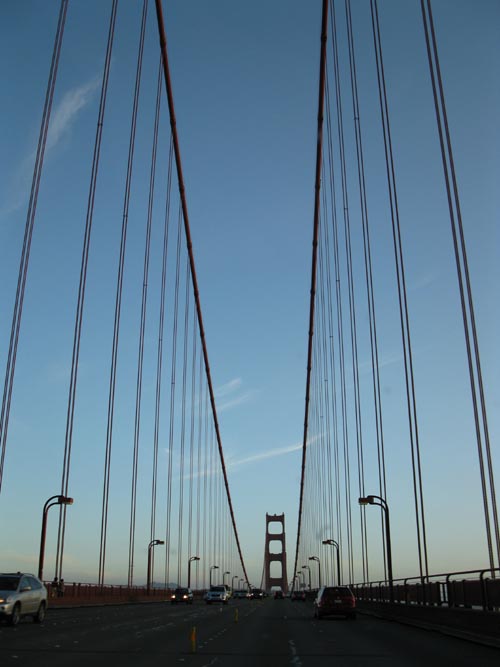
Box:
(359, 495, 393, 603)
(232, 575, 238, 591)
(147, 539, 165, 594)
(239, 577, 245, 589)
(309, 556, 321, 589)
(302, 564, 311, 590)
(38, 495, 74, 580)
(322, 539, 341, 585)
(223, 571, 230, 586)
(188, 556, 200, 589)
(209, 565, 219, 587)
(296, 570, 305, 589)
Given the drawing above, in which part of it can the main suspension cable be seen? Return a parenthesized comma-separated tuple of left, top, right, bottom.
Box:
(293, 0, 329, 587)
(154, 0, 248, 584)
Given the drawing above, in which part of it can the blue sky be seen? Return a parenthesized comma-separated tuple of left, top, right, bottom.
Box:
(0, 1, 499, 588)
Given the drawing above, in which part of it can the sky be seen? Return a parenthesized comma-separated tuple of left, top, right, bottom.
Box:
(0, 1, 499, 588)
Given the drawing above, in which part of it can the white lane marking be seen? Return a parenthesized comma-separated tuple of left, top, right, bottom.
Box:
(288, 639, 302, 667)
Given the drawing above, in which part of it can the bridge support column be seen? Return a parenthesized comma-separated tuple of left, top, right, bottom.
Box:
(264, 513, 288, 593)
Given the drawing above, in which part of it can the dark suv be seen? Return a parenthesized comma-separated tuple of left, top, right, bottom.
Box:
(170, 587, 194, 604)
(313, 586, 356, 620)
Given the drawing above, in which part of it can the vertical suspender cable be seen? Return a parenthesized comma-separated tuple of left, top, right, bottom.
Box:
(57, 0, 118, 580)
(128, 50, 163, 588)
(325, 71, 354, 583)
(154, 0, 248, 583)
(293, 0, 329, 585)
(0, 0, 68, 494)
(371, 0, 429, 579)
(164, 207, 182, 586)
(421, 0, 499, 570)
(98, 0, 148, 587)
(322, 158, 344, 583)
(345, 0, 388, 577)
(330, 0, 368, 582)
(177, 259, 191, 584)
(150, 136, 173, 550)
(187, 302, 197, 566)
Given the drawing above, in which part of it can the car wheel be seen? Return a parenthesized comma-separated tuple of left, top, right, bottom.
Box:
(9, 603, 21, 626)
(34, 601, 46, 623)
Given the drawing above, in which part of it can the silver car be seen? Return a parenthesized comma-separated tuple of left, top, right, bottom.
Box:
(0, 573, 48, 625)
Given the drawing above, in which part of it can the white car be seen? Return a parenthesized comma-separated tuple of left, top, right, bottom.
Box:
(205, 585, 229, 604)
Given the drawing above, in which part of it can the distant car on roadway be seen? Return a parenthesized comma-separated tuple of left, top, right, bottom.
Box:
(0, 572, 48, 626)
(274, 589, 284, 599)
(313, 586, 356, 620)
(250, 588, 264, 599)
(291, 589, 306, 601)
(233, 589, 248, 599)
(205, 585, 229, 604)
(170, 587, 193, 604)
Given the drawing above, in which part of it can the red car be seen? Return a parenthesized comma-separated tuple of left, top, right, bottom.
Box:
(313, 586, 356, 619)
(291, 589, 306, 601)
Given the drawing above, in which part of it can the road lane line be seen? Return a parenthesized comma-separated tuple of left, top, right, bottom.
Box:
(288, 639, 302, 666)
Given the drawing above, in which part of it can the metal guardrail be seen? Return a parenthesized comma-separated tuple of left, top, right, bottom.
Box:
(352, 568, 500, 612)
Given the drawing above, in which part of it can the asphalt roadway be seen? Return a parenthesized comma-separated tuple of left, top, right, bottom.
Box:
(1, 596, 499, 666)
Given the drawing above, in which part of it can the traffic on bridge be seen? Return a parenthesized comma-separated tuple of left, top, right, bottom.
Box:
(1, 0, 498, 662)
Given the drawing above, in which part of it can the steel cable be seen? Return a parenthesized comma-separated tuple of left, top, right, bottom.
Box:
(345, 0, 388, 577)
(128, 49, 163, 587)
(293, 0, 329, 590)
(150, 136, 173, 552)
(0, 0, 68, 494)
(421, 0, 500, 570)
(164, 206, 182, 586)
(370, 0, 429, 579)
(55, 0, 118, 581)
(154, 0, 249, 584)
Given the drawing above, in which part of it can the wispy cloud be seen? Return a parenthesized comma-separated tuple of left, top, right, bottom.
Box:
(214, 377, 255, 412)
(227, 441, 303, 470)
(46, 76, 100, 151)
(1, 76, 100, 220)
(215, 378, 242, 398)
(411, 270, 440, 293)
(218, 391, 255, 412)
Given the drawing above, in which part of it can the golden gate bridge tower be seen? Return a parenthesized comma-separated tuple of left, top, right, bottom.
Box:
(264, 513, 289, 593)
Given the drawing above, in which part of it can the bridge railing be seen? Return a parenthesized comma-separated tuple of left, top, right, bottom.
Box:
(44, 581, 173, 606)
(352, 568, 500, 612)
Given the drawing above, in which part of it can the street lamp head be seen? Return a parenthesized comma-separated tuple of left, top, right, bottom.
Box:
(359, 495, 376, 505)
(154, 539, 165, 546)
(309, 556, 318, 561)
(224, 571, 230, 575)
(190, 555, 200, 562)
(211, 565, 219, 570)
(58, 496, 74, 505)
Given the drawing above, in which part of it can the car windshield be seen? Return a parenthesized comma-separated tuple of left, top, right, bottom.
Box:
(0, 576, 20, 590)
(175, 588, 187, 594)
(211, 586, 225, 592)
